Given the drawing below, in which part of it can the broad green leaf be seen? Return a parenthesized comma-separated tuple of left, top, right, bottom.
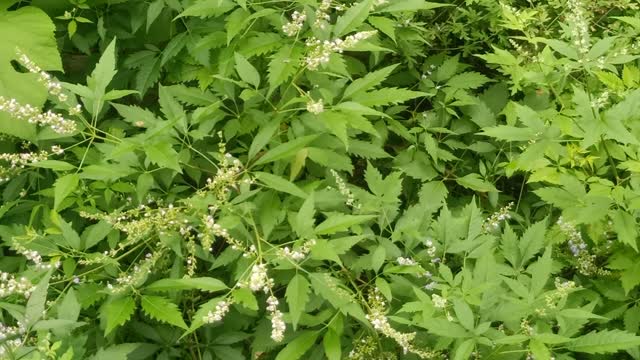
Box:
(294, 193, 315, 238)
(255, 172, 308, 198)
(375, 0, 450, 12)
(25, 271, 51, 326)
(454, 339, 475, 360)
(87, 39, 117, 115)
(102, 296, 136, 335)
(371, 246, 386, 272)
(425, 318, 470, 338)
(248, 119, 280, 161)
(232, 287, 258, 310)
(54, 173, 79, 211)
(158, 84, 186, 122)
(323, 330, 341, 360)
(268, 45, 303, 93)
(310, 239, 343, 265)
(145, 277, 227, 292)
(90, 344, 144, 360)
(529, 246, 552, 297)
(146, 0, 164, 32)
(352, 88, 425, 107)
(453, 299, 474, 331)
(529, 339, 550, 359)
(612, 210, 638, 251)
(567, 329, 640, 354)
(343, 64, 398, 99)
(144, 142, 181, 172)
(315, 214, 376, 235)
(286, 274, 310, 330)
(254, 135, 318, 166)
(455, 173, 498, 193)
(141, 295, 188, 329)
(176, 0, 236, 18)
(29, 160, 76, 171)
(234, 52, 260, 88)
(481, 125, 534, 141)
(0, 6, 62, 140)
(519, 220, 546, 266)
(275, 331, 320, 360)
(446, 72, 490, 89)
(620, 261, 640, 294)
(333, 0, 373, 37)
(58, 289, 81, 322)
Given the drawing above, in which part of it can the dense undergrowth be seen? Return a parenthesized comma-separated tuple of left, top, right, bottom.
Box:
(1, 0, 640, 359)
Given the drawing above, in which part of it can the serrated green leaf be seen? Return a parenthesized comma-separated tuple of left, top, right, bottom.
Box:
(343, 64, 398, 99)
(254, 135, 318, 166)
(333, 0, 373, 37)
(144, 141, 181, 172)
(176, 0, 236, 18)
(375, 0, 449, 12)
(103, 296, 136, 335)
(294, 193, 315, 238)
(90, 344, 145, 360)
(315, 214, 375, 235)
(446, 72, 490, 89)
(286, 274, 310, 330)
(275, 331, 320, 360)
(54, 173, 79, 211)
(234, 52, 260, 88)
(455, 173, 498, 193)
(141, 295, 188, 329)
(352, 87, 425, 107)
(453, 299, 474, 330)
(268, 45, 303, 93)
(612, 210, 638, 251)
(25, 271, 51, 326)
(255, 172, 308, 198)
(568, 329, 640, 354)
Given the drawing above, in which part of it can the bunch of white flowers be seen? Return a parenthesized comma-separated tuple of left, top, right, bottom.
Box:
(282, 10, 306, 36)
(304, 31, 377, 70)
(203, 300, 232, 323)
(0, 96, 76, 134)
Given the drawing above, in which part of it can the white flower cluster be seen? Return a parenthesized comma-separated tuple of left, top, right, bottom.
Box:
(0, 272, 35, 298)
(282, 10, 306, 36)
(425, 238, 439, 263)
(313, 0, 332, 29)
(17, 51, 66, 101)
(278, 239, 316, 262)
(482, 202, 513, 233)
(202, 214, 246, 253)
(267, 296, 286, 342)
(330, 169, 359, 208)
(396, 257, 417, 266)
(423, 271, 437, 291)
(591, 91, 609, 109)
(106, 251, 161, 294)
(0, 96, 77, 134)
(431, 294, 447, 309)
(304, 31, 377, 70)
(0, 150, 49, 182)
(306, 98, 324, 115)
(0, 322, 25, 357)
(203, 299, 232, 323)
(566, 0, 590, 56)
(12, 243, 60, 271)
(365, 289, 436, 358)
(242, 263, 274, 293)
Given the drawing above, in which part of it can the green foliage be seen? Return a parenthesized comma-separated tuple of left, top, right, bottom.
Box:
(1, 0, 640, 358)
